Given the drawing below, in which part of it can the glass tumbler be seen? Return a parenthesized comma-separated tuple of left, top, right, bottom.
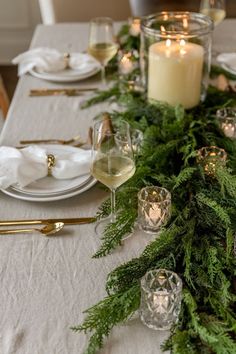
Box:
(197, 146, 227, 176)
(140, 269, 182, 330)
(216, 107, 236, 138)
(138, 186, 171, 234)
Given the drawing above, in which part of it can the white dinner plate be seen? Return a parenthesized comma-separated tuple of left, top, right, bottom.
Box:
(2, 176, 97, 202)
(220, 63, 236, 76)
(11, 144, 92, 196)
(29, 65, 100, 83)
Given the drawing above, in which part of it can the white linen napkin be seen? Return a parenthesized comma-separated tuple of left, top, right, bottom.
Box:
(12, 48, 100, 76)
(0, 145, 91, 189)
(217, 53, 236, 74)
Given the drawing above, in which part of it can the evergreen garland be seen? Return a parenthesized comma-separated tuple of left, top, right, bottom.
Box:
(72, 25, 236, 354)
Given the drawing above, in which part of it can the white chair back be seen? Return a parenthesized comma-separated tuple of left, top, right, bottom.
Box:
(38, 0, 56, 24)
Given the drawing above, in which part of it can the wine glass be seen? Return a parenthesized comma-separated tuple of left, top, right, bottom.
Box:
(200, 0, 226, 26)
(91, 118, 136, 234)
(88, 17, 119, 87)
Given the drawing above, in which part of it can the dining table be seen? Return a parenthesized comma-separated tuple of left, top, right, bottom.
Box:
(0, 18, 235, 354)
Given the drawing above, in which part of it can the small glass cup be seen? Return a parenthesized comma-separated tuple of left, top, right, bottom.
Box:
(131, 128, 143, 154)
(118, 50, 137, 76)
(129, 17, 141, 37)
(138, 186, 171, 234)
(140, 269, 182, 330)
(197, 146, 227, 176)
(216, 108, 236, 139)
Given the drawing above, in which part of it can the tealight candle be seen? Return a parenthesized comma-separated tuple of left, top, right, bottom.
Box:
(197, 146, 227, 177)
(140, 269, 182, 330)
(119, 52, 134, 75)
(129, 17, 141, 37)
(148, 39, 204, 109)
(216, 108, 236, 139)
(138, 186, 171, 234)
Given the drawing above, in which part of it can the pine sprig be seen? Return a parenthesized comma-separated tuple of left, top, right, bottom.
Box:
(93, 208, 137, 258)
(71, 285, 140, 354)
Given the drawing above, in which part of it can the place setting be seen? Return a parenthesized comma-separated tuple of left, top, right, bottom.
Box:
(12, 47, 101, 83)
(0, 143, 96, 202)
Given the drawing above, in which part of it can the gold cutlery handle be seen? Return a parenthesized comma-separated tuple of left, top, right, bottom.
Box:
(20, 139, 64, 144)
(0, 217, 96, 226)
(0, 228, 34, 235)
(29, 88, 97, 96)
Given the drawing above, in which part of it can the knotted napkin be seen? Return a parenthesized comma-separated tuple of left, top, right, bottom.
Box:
(12, 48, 100, 76)
(217, 53, 236, 74)
(0, 145, 91, 189)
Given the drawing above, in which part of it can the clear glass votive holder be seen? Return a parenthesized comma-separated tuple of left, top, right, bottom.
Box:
(129, 17, 141, 37)
(196, 146, 227, 177)
(131, 128, 143, 154)
(138, 186, 171, 234)
(140, 269, 182, 330)
(216, 107, 236, 138)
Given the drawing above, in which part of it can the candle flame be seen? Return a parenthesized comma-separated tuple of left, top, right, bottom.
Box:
(160, 25, 166, 34)
(163, 12, 169, 21)
(183, 18, 188, 29)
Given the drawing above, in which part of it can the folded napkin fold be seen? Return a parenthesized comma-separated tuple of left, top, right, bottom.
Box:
(217, 53, 236, 74)
(12, 48, 100, 76)
(0, 146, 91, 189)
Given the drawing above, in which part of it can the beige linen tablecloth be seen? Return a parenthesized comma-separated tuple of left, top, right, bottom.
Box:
(0, 20, 234, 354)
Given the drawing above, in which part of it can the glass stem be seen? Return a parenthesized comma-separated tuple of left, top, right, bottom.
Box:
(110, 189, 116, 223)
(101, 65, 106, 87)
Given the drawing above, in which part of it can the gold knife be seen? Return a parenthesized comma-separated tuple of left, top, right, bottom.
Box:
(29, 88, 97, 96)
(0, 217, 96, 226)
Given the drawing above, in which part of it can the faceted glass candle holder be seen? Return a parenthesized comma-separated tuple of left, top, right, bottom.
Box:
(140, 269, 182, 330)
(216, 107, 236, 138)
(118, 50, 138, 76)
(197, 146, 227, 177)
(131, 128, 143, 154)
(138, 186, 171, 234)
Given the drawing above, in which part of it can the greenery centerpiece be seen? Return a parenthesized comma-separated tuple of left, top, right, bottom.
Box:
(71, 23, 236, 354)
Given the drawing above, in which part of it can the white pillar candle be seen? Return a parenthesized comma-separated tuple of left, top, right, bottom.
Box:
(148, 39, 204, 109)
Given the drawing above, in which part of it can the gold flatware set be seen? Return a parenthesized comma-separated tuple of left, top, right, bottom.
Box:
(0, 217, 96, 236)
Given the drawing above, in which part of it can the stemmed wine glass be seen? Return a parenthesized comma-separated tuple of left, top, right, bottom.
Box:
(200, 0, 226, 26)
(91, 118, 136, 234)
(88, 17, 119, 87)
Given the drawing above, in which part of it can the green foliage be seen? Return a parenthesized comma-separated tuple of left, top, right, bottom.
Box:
(73, 24, 236, 354)
(71, 285, 140, 354)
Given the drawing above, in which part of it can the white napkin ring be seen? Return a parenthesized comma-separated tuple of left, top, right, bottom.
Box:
(47, 154, 56, 175)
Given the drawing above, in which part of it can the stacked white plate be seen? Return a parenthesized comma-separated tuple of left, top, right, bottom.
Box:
(217, 53, 236, 76)
(29, 65, 100, 83)
(1, 145, 96, 202)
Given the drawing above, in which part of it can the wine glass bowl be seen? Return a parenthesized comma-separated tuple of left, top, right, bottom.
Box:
(91, 118, 135, 233)
(88, 17, 119, 86)
(200, 0, 226, 26)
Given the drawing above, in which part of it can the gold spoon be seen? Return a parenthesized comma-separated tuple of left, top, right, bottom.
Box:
(0, 222, 64, 236)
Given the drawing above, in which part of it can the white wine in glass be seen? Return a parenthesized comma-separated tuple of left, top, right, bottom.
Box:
(88, 17, 118, 86)
(200, 0, 226, 26)
(91, 118, 135, 235)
